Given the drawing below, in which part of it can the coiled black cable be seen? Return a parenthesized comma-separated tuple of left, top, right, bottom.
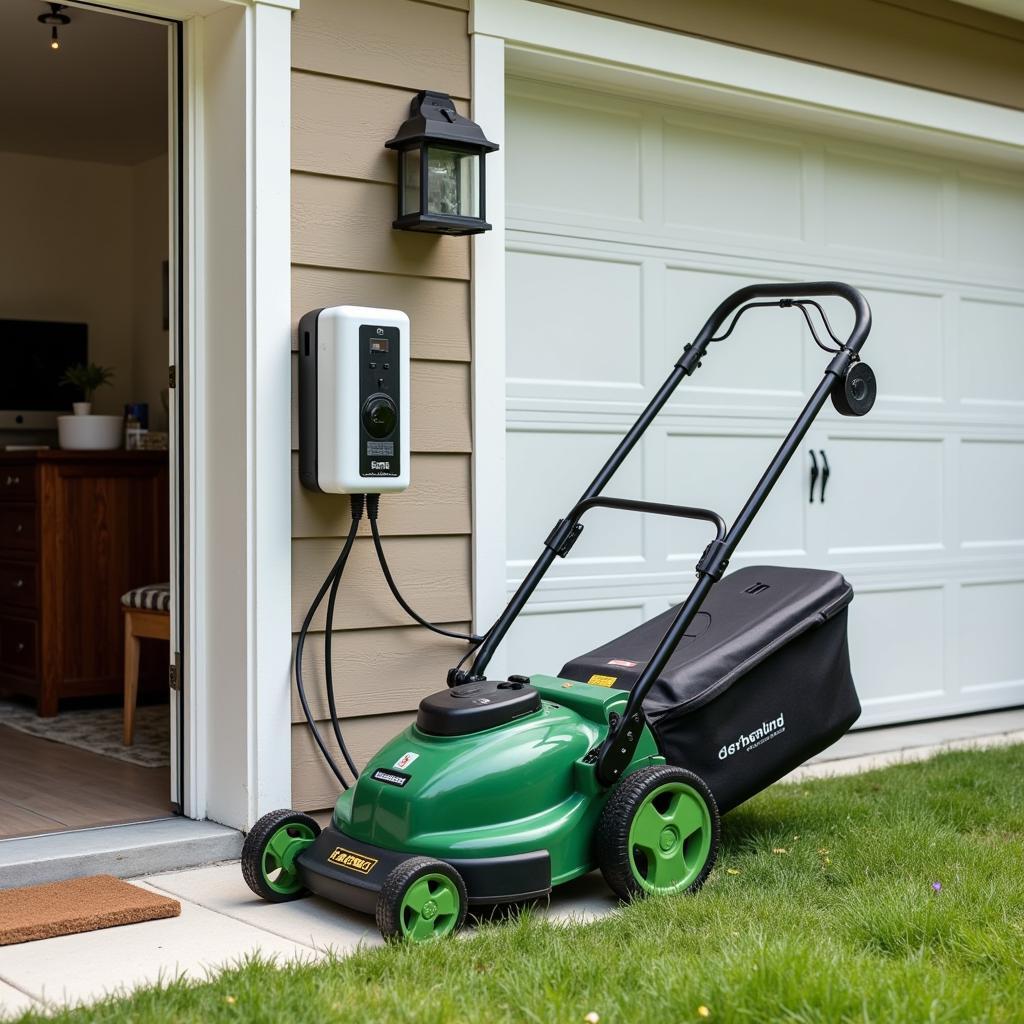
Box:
(293, 495, 364, 788)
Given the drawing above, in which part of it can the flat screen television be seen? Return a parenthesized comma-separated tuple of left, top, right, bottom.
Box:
(0, 319, 88, 429)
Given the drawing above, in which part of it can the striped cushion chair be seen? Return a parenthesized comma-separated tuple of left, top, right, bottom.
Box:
(121, 583, 170, 745)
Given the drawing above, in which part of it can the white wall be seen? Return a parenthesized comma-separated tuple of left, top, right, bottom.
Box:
(0, 150, 168, 427)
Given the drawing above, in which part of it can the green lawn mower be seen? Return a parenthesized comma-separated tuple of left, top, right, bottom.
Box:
(242, 281, 875, 942)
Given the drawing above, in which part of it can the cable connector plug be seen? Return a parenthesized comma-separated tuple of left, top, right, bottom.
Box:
(350, 493, 366, 521)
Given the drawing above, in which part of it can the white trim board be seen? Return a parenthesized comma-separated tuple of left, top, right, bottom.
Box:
(472, 0, 1024, 170)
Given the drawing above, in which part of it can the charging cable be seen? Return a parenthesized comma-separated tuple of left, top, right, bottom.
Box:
(295, 493, 488, 789)
(366, 494, 483, 644)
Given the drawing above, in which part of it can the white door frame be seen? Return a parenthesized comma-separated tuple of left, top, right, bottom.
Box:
(83, 0, 296, 829)
(468, 0, 1024, 675)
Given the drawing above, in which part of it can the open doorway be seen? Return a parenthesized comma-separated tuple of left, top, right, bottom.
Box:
(0, 1, 180, 838)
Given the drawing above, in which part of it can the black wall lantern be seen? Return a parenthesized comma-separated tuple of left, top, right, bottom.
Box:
(386, 90, 498, 236)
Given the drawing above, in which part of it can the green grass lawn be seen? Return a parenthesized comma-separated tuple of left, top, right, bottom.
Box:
(18, 744, 1024, 1024)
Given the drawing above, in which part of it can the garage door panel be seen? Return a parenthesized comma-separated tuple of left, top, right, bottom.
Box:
(848, 585, 945, 713)
(506, 93, 642, 222)
(959, 440, 1024, 551)
(506, 428, 645, 572)
(858, 288, 944, 405)
(958, 175, 1024, 273)
(815, 436, 944, 557)
(505, 603, 647, 679)
(666, 268, 804, 402)
(958, 299, 1024, 409)
(824, 150, 943, 259)
(664, 432, 805, 560)
(506, 79, 1024, 727)
(507, 250, 643, 394)
(662, 121, 803, 241)
(959, 580, 1024, 694)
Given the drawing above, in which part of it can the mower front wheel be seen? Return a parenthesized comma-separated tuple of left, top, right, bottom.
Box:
(376, 857, 468, 943)
(597, 765, 720, 901)
(241, 808, 320, 903)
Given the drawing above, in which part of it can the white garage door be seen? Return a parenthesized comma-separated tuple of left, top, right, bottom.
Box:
(502, 77, 1024, 727)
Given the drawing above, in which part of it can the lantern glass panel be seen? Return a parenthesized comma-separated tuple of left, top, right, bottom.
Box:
(401, 148, 421, 215)
(426, 147, 479, 218)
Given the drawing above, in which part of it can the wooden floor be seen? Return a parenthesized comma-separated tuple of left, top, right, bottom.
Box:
(0, 726, 172, 840)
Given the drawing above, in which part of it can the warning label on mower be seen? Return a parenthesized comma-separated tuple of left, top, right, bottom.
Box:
(327, 847, 378, 875)
(393, 751, 419, 770)
(586, 674, 617, 687)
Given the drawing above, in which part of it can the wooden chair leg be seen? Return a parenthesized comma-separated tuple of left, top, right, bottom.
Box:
(123, 611, 141, 746)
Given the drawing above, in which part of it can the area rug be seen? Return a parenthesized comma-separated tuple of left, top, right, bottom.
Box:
(0, 700, 170, 768)
(0, 875, 180, 945)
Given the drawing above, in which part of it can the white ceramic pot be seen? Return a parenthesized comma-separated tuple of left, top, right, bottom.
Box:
(57, 414, 124, 451)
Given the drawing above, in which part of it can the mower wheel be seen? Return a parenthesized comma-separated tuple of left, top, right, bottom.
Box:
(376, 857, 468, 943)
(596, 765, 719, 901)
(241, 808, 320, 903)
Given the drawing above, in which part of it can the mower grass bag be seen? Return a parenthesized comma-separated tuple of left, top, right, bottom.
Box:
(560, 565, 859, 813)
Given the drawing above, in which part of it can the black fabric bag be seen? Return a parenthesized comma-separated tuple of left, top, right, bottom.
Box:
(559, 565, 860, 812)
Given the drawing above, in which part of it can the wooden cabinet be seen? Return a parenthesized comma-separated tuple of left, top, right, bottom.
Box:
(0, 451, 168, 716)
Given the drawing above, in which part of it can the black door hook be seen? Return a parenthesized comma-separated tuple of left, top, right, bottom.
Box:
(809, 450, 819, 503)
(819, 449, 830, 503)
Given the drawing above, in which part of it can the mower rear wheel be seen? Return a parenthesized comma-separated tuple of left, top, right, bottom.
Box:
(596, 765, 719, 901)
(377, 857, 468, 943)
(241, 808, 320, 903)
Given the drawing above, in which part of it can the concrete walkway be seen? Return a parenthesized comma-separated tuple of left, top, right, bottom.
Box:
(2, 708, 1022, 1018)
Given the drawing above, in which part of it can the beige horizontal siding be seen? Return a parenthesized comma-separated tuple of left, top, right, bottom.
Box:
(293, 74, 470, 185)
(292, 534, 472, 632)
(290, 355, 471, 453)
(292, 0, 469, 98)
(291, 267, 469, 363)
(563, 0, 1024, 111)
(291, 625, 471, 722)
(292, 453, 471, 539)
(290, 0, 474, 811)
(293, 714, 417, 812)
(293, 174, 470, 279)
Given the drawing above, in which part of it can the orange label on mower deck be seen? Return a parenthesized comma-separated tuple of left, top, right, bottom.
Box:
(586, 674, 617, 687)
(327, 847, 378, 875)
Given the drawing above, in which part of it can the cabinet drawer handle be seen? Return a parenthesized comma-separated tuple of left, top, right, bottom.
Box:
(14, 523, 24, 534)
(15, 642, 25, 653)
(5, 475, 20, 487)
(12, 578, 24, 589)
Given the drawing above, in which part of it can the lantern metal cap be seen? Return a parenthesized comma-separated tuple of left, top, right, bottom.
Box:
(385, 90, 498, 153)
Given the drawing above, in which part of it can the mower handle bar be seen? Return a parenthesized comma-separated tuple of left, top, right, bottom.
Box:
(678, 280, 871, 373)
(549, 496, 726, 557)
(462, 280, 871, 782)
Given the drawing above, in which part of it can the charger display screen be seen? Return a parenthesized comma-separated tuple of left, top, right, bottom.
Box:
(370, 338, 389, 353)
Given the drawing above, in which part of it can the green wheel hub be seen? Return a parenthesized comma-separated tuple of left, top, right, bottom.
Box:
(261, 822, 316, 896)
(399, 873, 461, 941)
(627, 781, 712, 894)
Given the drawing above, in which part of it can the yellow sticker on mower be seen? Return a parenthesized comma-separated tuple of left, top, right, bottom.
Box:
(586, 674, 617, 687)
(328, 847, 378, 875)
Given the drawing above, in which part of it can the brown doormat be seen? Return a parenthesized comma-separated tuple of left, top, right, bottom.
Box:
(0, 874, 180, 945)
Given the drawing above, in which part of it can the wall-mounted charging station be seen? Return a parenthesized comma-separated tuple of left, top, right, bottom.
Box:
(298, 305, 410, 494)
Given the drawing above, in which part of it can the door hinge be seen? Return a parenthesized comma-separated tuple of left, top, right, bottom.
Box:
(169, 653, 181, 691)
(168, 364, 176, 389)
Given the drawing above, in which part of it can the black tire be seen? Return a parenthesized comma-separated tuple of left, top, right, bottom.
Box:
(376, 856, 468, 943)
(596, 765, 720, 902)
(241, 808, 321, 903)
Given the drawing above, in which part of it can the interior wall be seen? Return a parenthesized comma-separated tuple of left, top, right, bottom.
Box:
(131, 154, 170, 432)
(0, 150, 167, 429)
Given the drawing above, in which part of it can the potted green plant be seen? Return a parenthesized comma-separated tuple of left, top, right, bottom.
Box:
(56, 362, 122, 450)
(59, 362, 115, 416)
